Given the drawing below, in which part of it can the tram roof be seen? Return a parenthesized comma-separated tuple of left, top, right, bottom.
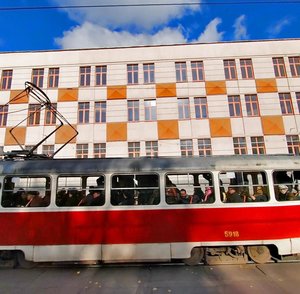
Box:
(0, 155, 299, 175)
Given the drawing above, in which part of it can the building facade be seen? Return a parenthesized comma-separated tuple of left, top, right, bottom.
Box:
(0, 39, 299, 158)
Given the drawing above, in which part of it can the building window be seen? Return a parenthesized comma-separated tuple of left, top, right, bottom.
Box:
(128, 142, 140, 158)
(194, 97, 208, 119)
(48, 68, 59, 88)
(143, 63, 155, 84)
(95, 101, 106, 123)
(245, 94, 259, 116)
(178, 98, 190, 119)
(78, 102, 90, 124)
(191, 61, 204, 81)
(180, 139, 193, 157)
(289, 56, 300, 77)
(228, 95, 242, 117)
(0, 105, 8, 127)
(279, 93, 294, 115)
(94, 143, 106, 158)
(272, 57, 286, 78)
(251, 136, 265, 155)
(1, 70, 13, 90)
(198, 138, 211, 156)
(44, 103, 57, 125)
(79, 66, 91, 87)
(144, 99, 156, 121)
(224, 59, 237, 80)
(128, 100, 139, 122)
(95, 65, 107, 86)
(146, 141, 158, 157)
(175, 62, 187, 82)
(127, 64, 138, 85)
(76, 144, 89, 158)
(296, 92, 300, 112)
(28, 104, 41, 126)
(32, 68, 44, 88)
(240, 59, 254, 79)
(42, 145, 54, 157)
(286, 135, 300, 155)
(233, 137, 247, 155)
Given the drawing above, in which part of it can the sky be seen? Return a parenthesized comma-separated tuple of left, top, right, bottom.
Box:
(0, 0, 300, 52)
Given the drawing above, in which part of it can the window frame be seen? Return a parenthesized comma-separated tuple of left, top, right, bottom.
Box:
(251, 136, 265, 155)
(233, 137, 247, 155)
(94, 101, 106, 123)
(1, 69, 13, 90)
(79, 66, 91, 87)
(198, 138, 212, 157)
(0, 105, 8, 127)
(143, 63, 155, 84)
(95, 65, 107, 86)
(245, 94, 260, 117)
(48, 68, 59, 88)
(224, 59, 237, 80)
(128, 100, 139, 122)
(191, 61, 205, 82)
(178, 98, 190, 120)
(28, 104, 41, 126)
(175, 62, 187, 82)
(78, 102, 90, 124)
(32, 68, 44, 88)
(228, 95, 242, 117)
(128, 142, 140, 158)
(279, 92, 294, 115)
(289, 56, 300, 77)
(240, 59, 254, 79)
(180, 139, 193, 157)
(194, 97, 208, 119)
(127, 64, 139, 85)
(273, 57, 287, 78)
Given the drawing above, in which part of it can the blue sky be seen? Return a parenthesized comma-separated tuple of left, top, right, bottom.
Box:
(0, 0, 300, 51)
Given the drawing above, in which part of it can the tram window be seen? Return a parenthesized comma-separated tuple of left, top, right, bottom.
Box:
(56, 175, 105, 207)
(273, 170, 300, 201)
(1, 176, 51, 208)
(165, 172, 214, 204)
(111, 174, 160, 206)
(219, 171, 269, 203)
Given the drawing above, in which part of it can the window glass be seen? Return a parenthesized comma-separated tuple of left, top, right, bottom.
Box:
(219, 171, 268, 203)
(1, 176, 51, 207)
(165, 172, 214, 204)
(56, 175, 105, 206)
(111, 174, 160, 205)
(273, 170, 300, 201)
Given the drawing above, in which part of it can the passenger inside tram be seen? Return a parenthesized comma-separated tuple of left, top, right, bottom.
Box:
(248, 186, 268, 202)
(25, 191, 46, 207)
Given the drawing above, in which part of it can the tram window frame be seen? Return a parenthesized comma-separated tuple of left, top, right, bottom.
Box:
(1, 175, 51, 208)
(110, 173, 160, 206)
(165, 172, 214, 205)
(219, 171, 269, 203)
(56, 174, 105, 207)
(272, 170, 300, 201)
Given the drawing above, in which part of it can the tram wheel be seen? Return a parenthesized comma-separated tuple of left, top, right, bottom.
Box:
(184, 247, 205, 266)
(15, 251, 36, 269)
(247, 245, 271, 264)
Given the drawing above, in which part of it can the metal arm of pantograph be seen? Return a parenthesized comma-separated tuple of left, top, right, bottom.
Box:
(4, 82, 78, 159)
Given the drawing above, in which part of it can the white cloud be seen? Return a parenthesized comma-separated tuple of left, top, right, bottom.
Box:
(268, 17, 291, 37)
(196, 18, 224, 43)
(51, 0, 201, 30)
(233, 15, 249, 40)
(55, 22, 187, 49)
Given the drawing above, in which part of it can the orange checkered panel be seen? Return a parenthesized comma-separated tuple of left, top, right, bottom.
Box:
(107, 122, 127, 141)
(158, 120, 179, 140)
(107, 86, 127, 100)
(261, 116, 285, 135)
(209, 118, 232, 137)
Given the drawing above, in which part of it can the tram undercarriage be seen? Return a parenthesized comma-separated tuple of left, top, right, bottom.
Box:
(184, 245, 274, 265)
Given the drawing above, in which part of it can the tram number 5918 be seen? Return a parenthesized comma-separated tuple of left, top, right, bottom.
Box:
(224, 231, 239, 238)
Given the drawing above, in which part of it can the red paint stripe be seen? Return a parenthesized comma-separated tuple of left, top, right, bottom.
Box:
(1, 206, 300, 246)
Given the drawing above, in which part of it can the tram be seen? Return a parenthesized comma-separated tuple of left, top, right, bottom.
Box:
(0, 154, 300, 267)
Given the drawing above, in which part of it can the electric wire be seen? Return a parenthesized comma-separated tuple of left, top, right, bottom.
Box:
(0, 1, 300, 11)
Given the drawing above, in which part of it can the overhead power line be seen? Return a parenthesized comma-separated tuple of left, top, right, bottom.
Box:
(0, 1, 300, 11)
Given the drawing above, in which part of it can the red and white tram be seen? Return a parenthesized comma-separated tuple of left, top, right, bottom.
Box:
(0, 154, 300, 267)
